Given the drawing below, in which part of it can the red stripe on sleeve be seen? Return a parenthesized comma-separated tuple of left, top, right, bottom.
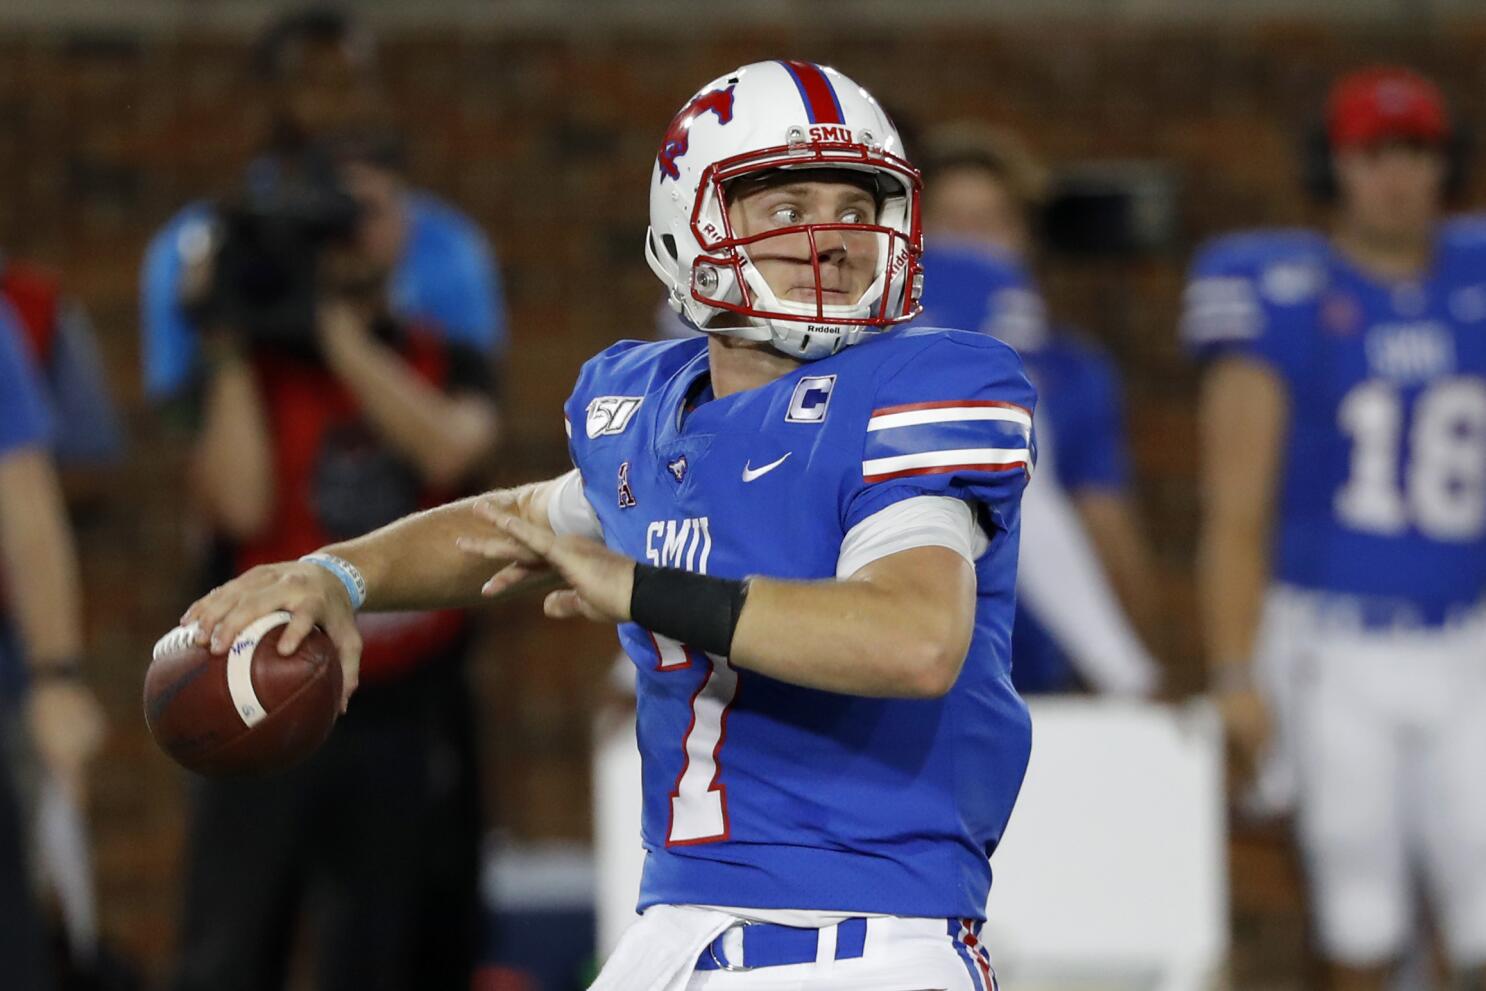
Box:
(870, 399, 1032, 418)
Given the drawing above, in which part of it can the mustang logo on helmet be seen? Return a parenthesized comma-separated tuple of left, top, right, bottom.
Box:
(657, 85, 736, 182)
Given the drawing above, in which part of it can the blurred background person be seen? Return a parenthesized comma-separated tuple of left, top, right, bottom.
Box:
(0, 298, 108, 991)
(916, 122, 1162, 697)
(0, 253, 123, 984)
(140, 9, 506, 991)
(1184, 66, 1486, 990)
(143, 5, 505, 405)
(0, 255, 124, 493)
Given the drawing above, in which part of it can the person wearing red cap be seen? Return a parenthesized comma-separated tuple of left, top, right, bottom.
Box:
(1183, 66, 1486, 990)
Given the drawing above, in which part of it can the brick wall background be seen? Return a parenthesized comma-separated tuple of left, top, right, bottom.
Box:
(4, 15, 1484, 984)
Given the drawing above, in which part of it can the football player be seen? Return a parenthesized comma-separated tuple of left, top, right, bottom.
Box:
(184, 61, 1031, 989)
(1184, 66, 1486, 990)
(916, 123, 1160, 698)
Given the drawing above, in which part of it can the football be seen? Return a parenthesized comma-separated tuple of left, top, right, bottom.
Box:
(144, 612, 342, 775)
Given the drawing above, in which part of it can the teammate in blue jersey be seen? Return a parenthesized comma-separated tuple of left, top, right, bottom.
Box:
(1184, 67, 1486, 989)
(182, 61, 1033, 990)
(916, 124, 1159, 697)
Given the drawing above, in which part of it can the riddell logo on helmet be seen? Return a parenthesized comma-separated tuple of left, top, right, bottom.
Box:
(886, 246, 909, 280)
(658, 85, 736, 182)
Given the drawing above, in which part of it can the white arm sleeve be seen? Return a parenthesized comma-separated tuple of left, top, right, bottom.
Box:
(1015, 468, 1160, 697)
(836, 495, 988, 578)
(546, 468, 603, 540)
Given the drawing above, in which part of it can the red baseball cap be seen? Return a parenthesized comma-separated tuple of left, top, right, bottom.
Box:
(1326, 66, 1451, 150)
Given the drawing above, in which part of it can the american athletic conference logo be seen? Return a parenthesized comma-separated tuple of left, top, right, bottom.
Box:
(657, 85, 735, 182)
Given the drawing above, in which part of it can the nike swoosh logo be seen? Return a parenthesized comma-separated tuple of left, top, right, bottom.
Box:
(741, 452, 791, 482)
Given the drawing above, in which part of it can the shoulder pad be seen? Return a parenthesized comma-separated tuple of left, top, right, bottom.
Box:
(1192, 227, 1326, 269)
(407, 192, 483, 245)
(1189, 227, 1330, 308)
(573, 337, 704, 401)
(1440, 213, 1486, 251)
(865, 327, 1033, 403)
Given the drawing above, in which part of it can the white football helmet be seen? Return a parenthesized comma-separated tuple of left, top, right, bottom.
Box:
(645, 60, 924, 361)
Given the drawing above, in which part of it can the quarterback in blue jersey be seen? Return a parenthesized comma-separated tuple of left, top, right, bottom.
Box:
(1184, 67, 1486, 988)
(183, 61, 1032, 990)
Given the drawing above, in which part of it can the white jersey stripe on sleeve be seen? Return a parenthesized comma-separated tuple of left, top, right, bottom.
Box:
(863, 447, 1033, 483)
(867, 405, 1032, 433)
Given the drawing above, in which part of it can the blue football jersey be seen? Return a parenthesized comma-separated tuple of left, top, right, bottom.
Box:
(1183, 220, 1486, 625)
(564, 327, 1036, 919)
(919, 244, 1133, 692)
(917, 242, 1047, 351)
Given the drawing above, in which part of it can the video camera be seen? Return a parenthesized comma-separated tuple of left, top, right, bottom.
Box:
(189, 150, 362, 356)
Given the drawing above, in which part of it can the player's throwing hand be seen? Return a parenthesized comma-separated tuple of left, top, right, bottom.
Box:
(179, 561, 363, 709)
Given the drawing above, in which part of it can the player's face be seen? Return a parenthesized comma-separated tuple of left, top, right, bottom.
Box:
(726, 177, 880, 308)
(1335, 142, 1446, 242)
(923, 166, 1030, 259)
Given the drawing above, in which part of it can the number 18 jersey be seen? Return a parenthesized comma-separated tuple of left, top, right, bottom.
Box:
(563, 327, 1036, 920)
(1182, 220, 1486, 626)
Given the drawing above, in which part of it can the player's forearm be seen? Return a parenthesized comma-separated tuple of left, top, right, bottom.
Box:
(1197, 358, 1286, 678)
(322, 328, 497, 489)
(730, 569, 973, 699)
(1197, 517, 1271, 672)
(192, 353, 275, 539)
(1075, 492, 1162, 644)
(0, 451, 84, 666)
(323, 479, 556, 612)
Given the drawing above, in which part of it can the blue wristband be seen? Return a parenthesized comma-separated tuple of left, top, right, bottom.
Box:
(299, 553, 368, 611)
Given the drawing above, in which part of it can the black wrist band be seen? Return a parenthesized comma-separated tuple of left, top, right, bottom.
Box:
(629, 564, 750, 658)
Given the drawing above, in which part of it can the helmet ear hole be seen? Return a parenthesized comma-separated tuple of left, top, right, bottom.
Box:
(662, 233, 679, 260)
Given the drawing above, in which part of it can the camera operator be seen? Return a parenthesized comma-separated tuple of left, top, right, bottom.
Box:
(139, 12, 506, 991)
(143, 6, 505, 404)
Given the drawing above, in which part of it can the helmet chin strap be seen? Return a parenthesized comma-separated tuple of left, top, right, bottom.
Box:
(700, 317, 772, 343)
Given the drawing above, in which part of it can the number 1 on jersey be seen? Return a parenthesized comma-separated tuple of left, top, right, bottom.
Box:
(653, 635, 740, 846)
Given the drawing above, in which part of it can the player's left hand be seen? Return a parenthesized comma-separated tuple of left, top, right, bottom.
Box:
(462, 505, 635, 624)
(1217, 685, 1271, 789)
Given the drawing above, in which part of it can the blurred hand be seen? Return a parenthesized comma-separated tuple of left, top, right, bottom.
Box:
(177, 223, 217, 310)
(1218, 685, 1271, 788)
(26, 679, 106, 804)
(180, 562, 362, 710)
(316, 297, 375, 362)
(457, 501, 635, 623)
